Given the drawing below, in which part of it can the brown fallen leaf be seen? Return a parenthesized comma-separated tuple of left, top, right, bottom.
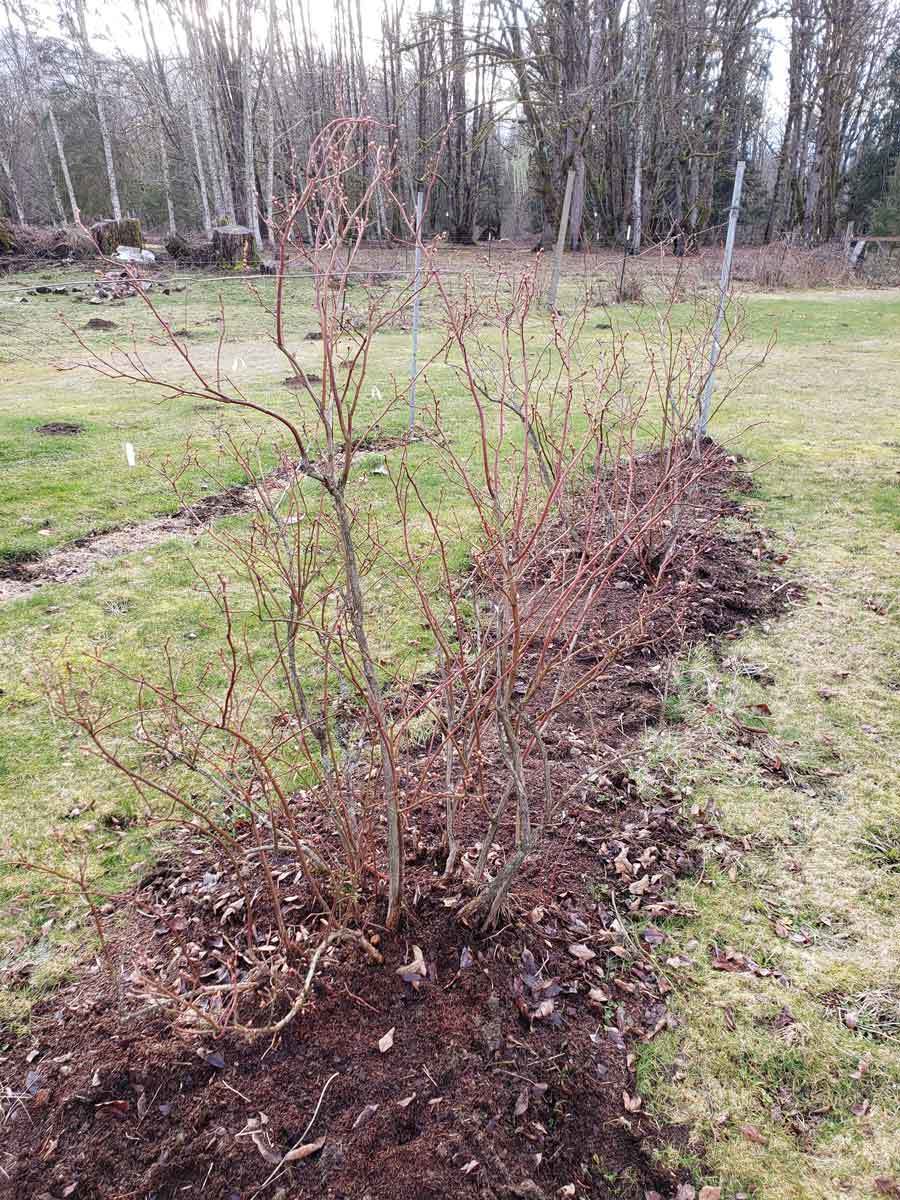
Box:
(249, 1127, 281, 1164)
(740, 1123, 767, 1146)
(613, 847, 633, 877)
(396, 945, 427, 983)
(874, 1180, 900, 1198)
(642, 926, 666, 947)
(378, 1027, 395, 1053)
(461, 1159, 479, 1174)
(772, 1006, 796, 1029)
(514, 1087, 530, 1118)
(622, 1090, 642, 1113)
(284, 1134, 326, 1163)
(397, 1093, 416, 1109)
(353, 1103, 379, 1129)
(851, 1054, 872, 1080)
(628, 874, 650, 896)
(568, 943, 596, 962)
(675, 1185, 696, 1200)
(711, 953, 746, 972)
(698, 1187, 722, 1200)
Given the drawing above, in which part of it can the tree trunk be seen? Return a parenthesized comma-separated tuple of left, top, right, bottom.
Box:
(0, 153, 26, 223)
(36, 125, 66, 224)
(158, 122, 177, 238)
(212, 224, 256, 266)
(47, 102, 79, 221)
(92, 218, 142, 254)
(630, 0, 649, 254)
(188, 100, 214, 239)
(75, 0, 122, 221)
(239, 0, 261, 250)
(264, 0, 277, 243)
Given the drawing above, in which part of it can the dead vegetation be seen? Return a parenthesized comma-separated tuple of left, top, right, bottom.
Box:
(0, 222, 97, 265)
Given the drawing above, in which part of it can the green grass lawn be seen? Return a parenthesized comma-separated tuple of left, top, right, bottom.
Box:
(633, 305, 900, 1197)
(1, 262, 898, 1196)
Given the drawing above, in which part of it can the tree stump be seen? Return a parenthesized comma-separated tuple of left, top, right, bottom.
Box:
(91, 218, 143, 255)
(165, 234, 190, 260)
(212, 225, 256, 268)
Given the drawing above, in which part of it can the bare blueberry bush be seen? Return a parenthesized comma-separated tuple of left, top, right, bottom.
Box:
(42, 119, 751, 1034)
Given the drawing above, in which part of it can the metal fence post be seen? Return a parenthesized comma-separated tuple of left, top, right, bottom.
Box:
(408, 189, 424, 433)
(547, 168, 575, 311)
(698, 160, 745, 439)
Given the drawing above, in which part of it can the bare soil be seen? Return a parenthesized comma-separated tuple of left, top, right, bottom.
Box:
(35, 422, 84, 436)
(0, 450, 796, 1199)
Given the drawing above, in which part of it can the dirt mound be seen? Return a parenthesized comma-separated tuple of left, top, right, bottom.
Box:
(284, 371, 323, 387)
(83, 318, 117, 331)
(35, 421, 84, 436)
(0, 452, 798, 1199)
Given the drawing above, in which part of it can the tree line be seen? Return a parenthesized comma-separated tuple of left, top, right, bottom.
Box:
(1, 0, 899, 253)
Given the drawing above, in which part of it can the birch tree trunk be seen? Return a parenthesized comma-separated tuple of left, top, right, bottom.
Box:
(189, 99, 213, 238)
(158, 122, 176, 236)
(239, 0, 260, 249)
(0, 152, 25, 222)
(74, 0, 121, 221)
(36, 126, 66, 224)
(264, 0, 276, 244)
(630, 0, 649, 254)
(47, 101, 79, 221)
(4, 0, 74, 221)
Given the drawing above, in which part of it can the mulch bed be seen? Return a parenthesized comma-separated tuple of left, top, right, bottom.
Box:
(35, 422, 84, 436)
(0, 448, 796, 1199)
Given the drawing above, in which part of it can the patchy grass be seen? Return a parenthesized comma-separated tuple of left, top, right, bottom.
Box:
(633, 293, 900, 1198)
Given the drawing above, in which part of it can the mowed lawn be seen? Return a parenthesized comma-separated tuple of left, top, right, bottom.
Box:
(1, 265, 899, 1197)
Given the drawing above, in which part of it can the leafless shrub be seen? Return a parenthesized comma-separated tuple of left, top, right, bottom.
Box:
(725, 242, 898, 291)
(47, 118, 416, 1031)
(30, 117, 758, 1028)
(384, 260, 739, 928)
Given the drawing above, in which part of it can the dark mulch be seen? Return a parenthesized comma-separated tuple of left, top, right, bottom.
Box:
(35, 421, 84, 436)
(0, 449, 796, 1200)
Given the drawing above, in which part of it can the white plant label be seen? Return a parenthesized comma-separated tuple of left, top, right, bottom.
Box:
(124, 442, 136, 468)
